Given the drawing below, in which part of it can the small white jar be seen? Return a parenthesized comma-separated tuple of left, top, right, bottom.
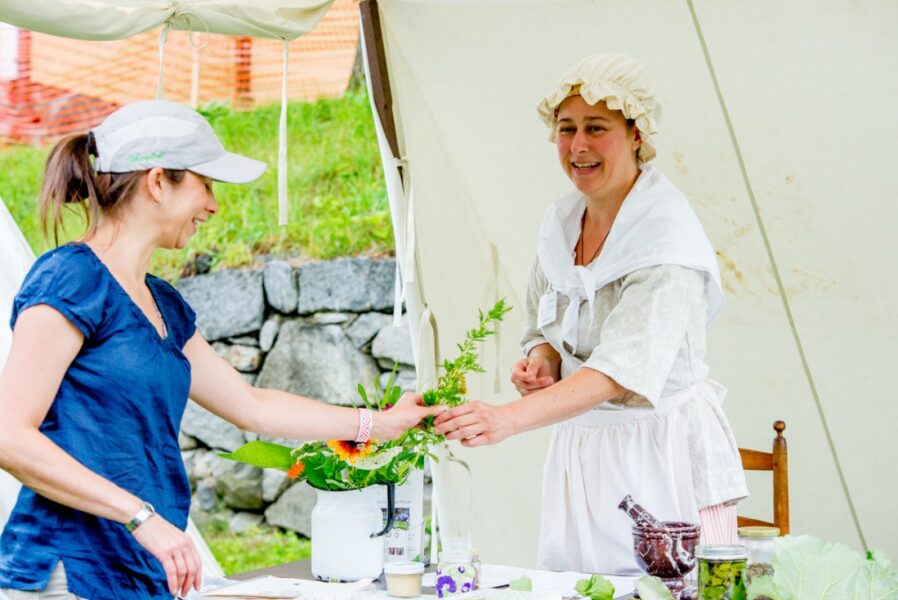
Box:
(384, 561, 425, 598)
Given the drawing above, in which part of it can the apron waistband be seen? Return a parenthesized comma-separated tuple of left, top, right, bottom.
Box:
(565, 380, 721, 427)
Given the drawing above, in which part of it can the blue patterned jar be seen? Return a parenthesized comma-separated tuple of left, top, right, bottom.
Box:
(435, 538, 476, 598)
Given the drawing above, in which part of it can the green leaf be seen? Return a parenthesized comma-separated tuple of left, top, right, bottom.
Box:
(219, 441, 295, 471)
(771, 535, 898, 600)
(509, 576, 532, 592)
(574, 574, 615, 600)
(747, 575, 787, 600)
(633, 576, 675, 600)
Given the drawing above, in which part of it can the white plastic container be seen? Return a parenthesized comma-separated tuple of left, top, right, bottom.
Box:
(384, 561, 425, 597)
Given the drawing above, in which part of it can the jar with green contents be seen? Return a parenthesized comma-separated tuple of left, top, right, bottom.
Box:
(737, 526, 779, 585)
(695, 544, 748, 600)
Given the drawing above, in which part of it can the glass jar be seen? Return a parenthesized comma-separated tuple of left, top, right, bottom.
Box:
(435, 538, 476, 598)
(384, 561, 425, 598)
(695, 544, 748, 600)
(738, 526, 779, 585)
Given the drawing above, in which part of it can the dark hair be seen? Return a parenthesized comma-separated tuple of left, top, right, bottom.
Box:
(39, 133, 186, 244)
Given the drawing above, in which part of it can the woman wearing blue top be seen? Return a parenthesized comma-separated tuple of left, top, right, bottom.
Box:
(0, 100, 442, 599)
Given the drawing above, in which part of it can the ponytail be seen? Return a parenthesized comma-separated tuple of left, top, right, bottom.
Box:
(38, 133, 186, 245)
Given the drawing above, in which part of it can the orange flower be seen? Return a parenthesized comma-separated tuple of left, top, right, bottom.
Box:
(287, 462, 305, 479)
(327, 440, 376, 464)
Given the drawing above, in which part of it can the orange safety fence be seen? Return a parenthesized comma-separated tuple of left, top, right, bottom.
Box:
(0, 0, 360, 145)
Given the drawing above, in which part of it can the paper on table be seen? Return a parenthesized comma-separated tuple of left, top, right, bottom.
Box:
(201, 576, 374, 599)
(423, 565, 635, 597)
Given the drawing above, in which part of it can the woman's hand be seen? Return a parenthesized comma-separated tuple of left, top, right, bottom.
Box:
(511, 355, 558, 396)
(432, 401, 516, 447)
(131, 515, 202, 597)
(372, 392, 445, 440)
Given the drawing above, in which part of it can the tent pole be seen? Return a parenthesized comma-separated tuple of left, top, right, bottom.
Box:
(359, 0, 399, 160)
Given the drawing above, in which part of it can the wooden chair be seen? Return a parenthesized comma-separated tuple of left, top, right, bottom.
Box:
(737, 420, 789, 535)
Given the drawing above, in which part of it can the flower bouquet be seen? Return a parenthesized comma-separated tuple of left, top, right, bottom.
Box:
(220, 299, 511, 579)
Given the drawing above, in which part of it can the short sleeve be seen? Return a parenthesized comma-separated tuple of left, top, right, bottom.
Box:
(582, 265, 706, 405)
(520, 258, 550, 357)
(11, 246, 110, 338)
(148, 276, 197, 348)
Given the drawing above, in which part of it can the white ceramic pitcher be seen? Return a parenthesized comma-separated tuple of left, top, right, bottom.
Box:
(310, 484, 395, 581)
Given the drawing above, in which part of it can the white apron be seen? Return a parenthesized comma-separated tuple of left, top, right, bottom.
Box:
(533, 167, 746, 574)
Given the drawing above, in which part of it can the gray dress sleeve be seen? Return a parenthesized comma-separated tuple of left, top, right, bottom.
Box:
(582, 265, 706, 405)
(520, 258, 550, 357)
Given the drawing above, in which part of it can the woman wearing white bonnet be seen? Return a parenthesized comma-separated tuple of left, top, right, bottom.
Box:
(434, 52, 748, 575)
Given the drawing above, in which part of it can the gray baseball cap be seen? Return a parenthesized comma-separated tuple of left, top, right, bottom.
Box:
(92, 99, 267, 184)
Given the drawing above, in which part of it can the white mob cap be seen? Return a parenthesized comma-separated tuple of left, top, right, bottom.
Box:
(537, 52, 661, 163)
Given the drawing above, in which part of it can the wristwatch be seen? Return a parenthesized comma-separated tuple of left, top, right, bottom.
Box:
(125, 501, 157, 533)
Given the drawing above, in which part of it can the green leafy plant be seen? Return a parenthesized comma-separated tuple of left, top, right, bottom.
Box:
(574, 573, 616, 600)
(745, 535, 898, 600)
(634, 576, 675, 600)
(221, 300, 511, 491)
(509, 575, 533, 592)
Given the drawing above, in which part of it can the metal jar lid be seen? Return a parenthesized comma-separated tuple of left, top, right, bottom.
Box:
(695, 544, 749, 561)
(738, 526, 781, 538)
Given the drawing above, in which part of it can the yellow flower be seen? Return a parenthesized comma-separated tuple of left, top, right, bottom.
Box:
(327, 440, 376, 464)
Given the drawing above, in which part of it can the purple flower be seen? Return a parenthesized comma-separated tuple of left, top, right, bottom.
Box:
(458, 566, 465, 573)
(461, 582, 473, 593)
(436, 576, 457, 598)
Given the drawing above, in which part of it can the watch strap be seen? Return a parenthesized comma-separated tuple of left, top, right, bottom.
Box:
(125, 501, 156, 533)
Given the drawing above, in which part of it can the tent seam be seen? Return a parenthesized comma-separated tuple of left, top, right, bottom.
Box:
(685, 0, 867, 550)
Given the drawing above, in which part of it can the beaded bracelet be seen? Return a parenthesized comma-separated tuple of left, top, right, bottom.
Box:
(356, 408, 373, 443)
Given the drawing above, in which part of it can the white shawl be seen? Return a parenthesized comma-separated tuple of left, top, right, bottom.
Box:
(536, 165, 724, 353)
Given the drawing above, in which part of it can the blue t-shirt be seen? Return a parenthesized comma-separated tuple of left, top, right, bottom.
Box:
(0, 243, 196, 599)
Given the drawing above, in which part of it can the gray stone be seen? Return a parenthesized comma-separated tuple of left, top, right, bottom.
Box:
(345, 312, 393, 348)
(179, 432, 198, 450)
(181, 400, 246, 452)
(259, 317, 282, 352)
(218, 344, 264, 372)
(211, 455, 264, 510)
(228, 335, 260, 347)
(264, 482, 317, 536)
(178, 270, 264, 341)
(195, 477, 219, 511)
(229, 511, 265, 533)
(264, 261, 298, 314)
(241, 373, 257, 386)
(371, 319, 414, 367)
(310, 312, 354, 325)
(189, 450, 216, 487)
(262, 469, 292, 503)
(255, 322, 380, 405)
(379, 369, 417, 393)
(298, 258, 396, 314)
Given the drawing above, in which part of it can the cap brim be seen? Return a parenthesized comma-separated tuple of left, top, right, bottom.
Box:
(190, 152, 267, 184)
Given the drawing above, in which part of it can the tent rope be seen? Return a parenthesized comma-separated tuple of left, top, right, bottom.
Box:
(686, 0, 867, 550)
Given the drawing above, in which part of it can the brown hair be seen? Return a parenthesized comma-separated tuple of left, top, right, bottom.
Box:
(38, 133, 185, 244)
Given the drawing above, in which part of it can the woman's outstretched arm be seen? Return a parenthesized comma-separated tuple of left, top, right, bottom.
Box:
(184, 332, 444, 442)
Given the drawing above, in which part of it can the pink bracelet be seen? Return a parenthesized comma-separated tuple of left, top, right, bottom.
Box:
(356, 408, 373, 443)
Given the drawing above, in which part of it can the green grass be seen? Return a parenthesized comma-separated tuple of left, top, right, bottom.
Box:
(199, 519, 311, 576)
(0, 87, 392, 281)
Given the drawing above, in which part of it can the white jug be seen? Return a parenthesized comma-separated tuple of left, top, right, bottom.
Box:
(311, 484, 394, 581)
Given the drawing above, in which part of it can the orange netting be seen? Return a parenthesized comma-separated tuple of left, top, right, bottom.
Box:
(0, 0, 360, 145)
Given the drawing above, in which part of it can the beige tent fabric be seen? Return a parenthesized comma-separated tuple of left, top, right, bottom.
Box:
(0, 0, 334, 41)
(372, 0, 897, 566)
(0, 197, 224, 578)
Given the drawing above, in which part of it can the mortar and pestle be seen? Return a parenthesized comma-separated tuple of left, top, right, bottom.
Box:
(619, 495, 700, 600)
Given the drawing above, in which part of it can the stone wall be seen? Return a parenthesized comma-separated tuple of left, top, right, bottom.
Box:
(175, 257, 418, 535)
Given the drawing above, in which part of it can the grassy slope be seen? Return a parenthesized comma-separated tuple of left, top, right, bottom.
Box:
(0, 87, 392, 281)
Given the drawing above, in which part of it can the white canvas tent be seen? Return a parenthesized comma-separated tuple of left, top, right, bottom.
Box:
(1, 0, 896, 571)
(358, 0, 898, 565)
